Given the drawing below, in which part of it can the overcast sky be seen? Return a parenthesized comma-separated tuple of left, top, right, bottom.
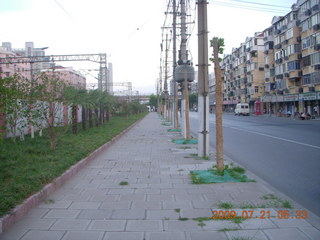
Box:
(0, 0, 298, 95)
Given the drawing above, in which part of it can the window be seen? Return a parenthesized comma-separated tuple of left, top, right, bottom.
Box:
(311, 52, 320, 65)
(303, 55, 311, 67)
(301, 19, 310, 32)
(286, 28, 293, 39)
(303, 74, 311, 85)
(287, 61, 301, 71)
(302, 37, 311, 49)
(255, 86, 259, 93)
(311, 13, 320, 26)
(275, 51, 282, 60)
(310, 0, 319, 7)
(310, 31, 320, 46)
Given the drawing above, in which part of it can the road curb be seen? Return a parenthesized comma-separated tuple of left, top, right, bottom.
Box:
(0, 114, 147, 234)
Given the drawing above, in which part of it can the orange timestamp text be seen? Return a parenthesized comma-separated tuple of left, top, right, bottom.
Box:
(212, 210, 309, 220)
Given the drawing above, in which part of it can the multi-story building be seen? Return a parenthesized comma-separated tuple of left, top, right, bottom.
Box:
(0, 46, 31, 80)
(261, 0, 320, 115)
(42, 66, 86, 89)
(217, 0, 320, 116)
(219, 33, 265, 112)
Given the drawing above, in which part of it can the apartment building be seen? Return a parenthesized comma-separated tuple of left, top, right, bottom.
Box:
(217, 0, 320, 116)
(0, 46, 31, 80)
(42, 66, 86, 89)
(219, 33, 265, 112)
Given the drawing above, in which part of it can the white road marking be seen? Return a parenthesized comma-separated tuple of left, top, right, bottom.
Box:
(226, 125, 320, 150)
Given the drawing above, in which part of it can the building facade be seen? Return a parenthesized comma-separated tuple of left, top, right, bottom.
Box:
(216, 0, 320, 116)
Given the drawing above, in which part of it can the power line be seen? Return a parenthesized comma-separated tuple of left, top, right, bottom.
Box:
(53, 0, 76, 22)
(227, 0, 292, 9)
(210, 1, 290, 14)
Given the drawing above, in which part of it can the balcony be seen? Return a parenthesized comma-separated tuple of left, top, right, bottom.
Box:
(305, 9, 312, 16)
(313, 24, 320, 31)
(274, 43, 282, 49)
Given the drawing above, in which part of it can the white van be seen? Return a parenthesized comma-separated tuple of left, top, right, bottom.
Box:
(234, 103, 250, 116)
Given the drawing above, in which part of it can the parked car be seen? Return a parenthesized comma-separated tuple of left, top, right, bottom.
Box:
(234, 103, 250, 116)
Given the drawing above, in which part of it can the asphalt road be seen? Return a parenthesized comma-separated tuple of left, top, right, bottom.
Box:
(188, 112, 320, 217)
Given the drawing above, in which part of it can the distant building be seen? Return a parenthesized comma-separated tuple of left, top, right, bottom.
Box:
(108, 62, 113, 94)
(42, 66, 86, 89)
(0, 45, 31, 80)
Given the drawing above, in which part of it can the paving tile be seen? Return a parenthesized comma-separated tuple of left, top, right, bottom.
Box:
(162, 201, 193, 210)
(146, 210, 180, 220)
(38, 201, 73, 209)
(25, 208, 50, 218)
(239, 218, 277, 229)
(20, 230, 65, 240)
(89, 195, 119, 202)
(88, 220, 126, 231)
(50, 219, 91, 231)
(107, 189, 135, 194)
(175, 193, 205, 201)
(186, 231, 228, 240)
(134, 189, 161, 194)
(226, 230, 269, 240)
(77, 209, 113, 220)
(202, 220, 239, 231)
(180, 209, 213, 218)
(61, 231, 105, 240)
(299, 227, 320, 239)
(264, 228, 310, 240)
(44, 209, 81, 219)
(164, 220, 202, 231)
(111, 209, 146, 220)
(103, 232, 144, 240)
(13, 218, 56, 230)
(126, 220, 163, 231)
(147, 194, 175, 201)
(99, 201, 131, 210)
(131, 201, 162, 210)
(145, 232, 186, 240)
(69, 201, 101, 210)
(0, 229, 29, 240)
(270, 217, 312, 228)
(202, 193, 233, 201)
(119, 194, 146, 201)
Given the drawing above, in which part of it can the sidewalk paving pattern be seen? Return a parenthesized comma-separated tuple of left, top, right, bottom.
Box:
(1, 112, 320, 240)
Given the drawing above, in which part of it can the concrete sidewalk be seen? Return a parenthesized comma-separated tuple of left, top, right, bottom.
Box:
(0, 112, 319, 240)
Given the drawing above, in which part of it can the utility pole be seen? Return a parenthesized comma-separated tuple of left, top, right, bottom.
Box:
(159, 57, 163, 116)
(197, 0, 209, 157)
(180, 0, 191, 140)
(163, 34, 169, 119)
(173, 0, 179, 129)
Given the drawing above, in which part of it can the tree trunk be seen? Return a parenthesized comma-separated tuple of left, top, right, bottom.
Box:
(82, 106, 86, 131)
(95, 109, 99, 127)
(106, 110, 110, 122)
(49, 127, 56, 149)
(89, 109, 93, 128)
(72, 105, 77, 134)
(213, 38, 224, 172)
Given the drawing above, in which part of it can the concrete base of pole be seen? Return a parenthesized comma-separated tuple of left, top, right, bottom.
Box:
(181, 99, 186, 138)
(164, 105, 167, 120)
(198, 95, 209, 157)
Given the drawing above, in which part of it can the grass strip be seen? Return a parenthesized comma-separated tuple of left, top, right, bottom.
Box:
(0, 112, 147, 217)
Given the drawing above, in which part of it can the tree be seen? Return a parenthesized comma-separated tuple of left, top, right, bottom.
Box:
(1, 75, 30, 142)
(189, 93, 198, 110)
(35, 73, 67, 149)
(210, 37, 225, 173)
(149, 94, 158, 109)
